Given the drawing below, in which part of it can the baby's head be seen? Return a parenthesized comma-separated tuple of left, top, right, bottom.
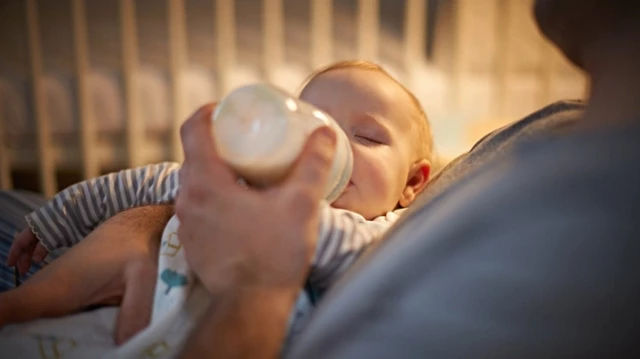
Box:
(299, 61, 433, 219)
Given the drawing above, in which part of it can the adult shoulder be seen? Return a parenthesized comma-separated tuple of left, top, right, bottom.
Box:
(289, 106, 640, 358)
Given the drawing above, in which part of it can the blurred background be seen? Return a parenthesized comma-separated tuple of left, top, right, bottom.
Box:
(0, 0, 586, 197)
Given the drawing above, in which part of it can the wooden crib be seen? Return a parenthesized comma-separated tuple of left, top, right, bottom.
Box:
(0, 0, 586, 197)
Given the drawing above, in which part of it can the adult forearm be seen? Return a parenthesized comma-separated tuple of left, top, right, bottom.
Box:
(108, 204, 175, 237)
(1, 205, 174, 329)
(180, 286, 300, 359)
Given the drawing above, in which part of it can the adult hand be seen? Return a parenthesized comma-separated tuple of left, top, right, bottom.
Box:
(6, 228, 49, 275)
(176, 103, 336, 358)
(176, 103, 337, 295)
(0, 205, 172, 344)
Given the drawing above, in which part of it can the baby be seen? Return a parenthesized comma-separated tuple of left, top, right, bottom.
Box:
(0, 61, 433, 357)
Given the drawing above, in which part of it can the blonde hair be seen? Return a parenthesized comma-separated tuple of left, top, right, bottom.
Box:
(298, 60, 433, 163)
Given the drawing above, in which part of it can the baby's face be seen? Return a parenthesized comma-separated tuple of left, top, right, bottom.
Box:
(300, 68, 421, 219)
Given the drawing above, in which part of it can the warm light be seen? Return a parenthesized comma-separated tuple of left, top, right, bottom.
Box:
(285, 98, 298, 112)
(312, 110, 330, 125)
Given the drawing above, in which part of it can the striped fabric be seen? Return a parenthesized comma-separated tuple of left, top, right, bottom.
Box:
(26, 162, 180, 251)
(21, 162, 400, 296)
(310, 207, 399, 292)
(0, 190, 47, 291)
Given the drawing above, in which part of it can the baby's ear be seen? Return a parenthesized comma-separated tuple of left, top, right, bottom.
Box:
(399, 159, 430, 207)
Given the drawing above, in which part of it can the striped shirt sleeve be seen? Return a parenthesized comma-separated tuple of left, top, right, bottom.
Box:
(25, 162, 180, 251)
(309, 204, 404, 293)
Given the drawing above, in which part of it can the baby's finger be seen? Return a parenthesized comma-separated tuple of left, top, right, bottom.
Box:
(6, 244, 21, 267)
(7, 229, 36, 266)
(17, 251, 33, 276)
(32, 244, 49, 263)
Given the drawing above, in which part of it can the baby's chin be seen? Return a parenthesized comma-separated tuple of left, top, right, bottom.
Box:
(330, 194, 377, 219)
(330, 193, 395, 220)
(329, 185, 385, 219)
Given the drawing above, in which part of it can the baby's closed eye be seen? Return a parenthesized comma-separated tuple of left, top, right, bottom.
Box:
(351, 125, 390, 146)
(354, 134, 385, 145)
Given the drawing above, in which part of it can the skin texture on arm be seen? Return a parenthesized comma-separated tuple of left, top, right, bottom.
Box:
(0, 205, 173, 344)
(180, 287, 300, 358)
(175, 104, 336, 358)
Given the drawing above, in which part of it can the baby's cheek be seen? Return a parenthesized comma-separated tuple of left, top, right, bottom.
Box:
(360, 154, 399, 200)
(353, 149, 383, 184)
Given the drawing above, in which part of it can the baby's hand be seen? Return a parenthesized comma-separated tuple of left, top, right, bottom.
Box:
(6, 228, 49, 275)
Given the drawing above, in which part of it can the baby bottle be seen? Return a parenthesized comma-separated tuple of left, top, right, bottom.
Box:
(211, 83, 353, 203)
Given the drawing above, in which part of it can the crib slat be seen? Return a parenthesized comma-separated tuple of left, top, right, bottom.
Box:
(357, 0, 379, 61)
(120, 0, 144, 167)
(168, 0, 187, 162)
(450, 0, 473, 111)
(0, 105, 11, 190)
(310, 0, 332, 68)
(26, 0, 56, 197)
(215, 0, 236, 96)
(263, 0, 284, 82)
(404, 0, 427, 69)
(539, 42, 555, 106)
(492, 0, 508, 117)
(72, 0, 99, 179)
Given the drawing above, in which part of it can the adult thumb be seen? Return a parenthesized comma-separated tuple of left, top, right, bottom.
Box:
(114, 261, 157, 345)
(285, 126, 337, 199)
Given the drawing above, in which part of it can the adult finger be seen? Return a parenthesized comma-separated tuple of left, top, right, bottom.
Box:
(32, 243, 49, 263)
(180, 103, 236, 187)
(284, 126, 337, 199)
(180, 104, 217, 166)
(114, 260, 157, 345)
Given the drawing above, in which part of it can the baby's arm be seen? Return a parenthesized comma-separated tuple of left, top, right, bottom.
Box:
(8, 162, 179, 272)
(27, 162, 179, 251)
(308, 205, 403, 296)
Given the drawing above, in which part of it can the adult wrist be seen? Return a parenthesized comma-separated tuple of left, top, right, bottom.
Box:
(180, 284, 300, 359)
(200, 261, 310, 299)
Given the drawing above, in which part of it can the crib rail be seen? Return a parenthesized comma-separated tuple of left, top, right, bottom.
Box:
(72, 0, 99, 181)
(310, 0, 332, 68)
(26, 0, 56, 197)
(168, 0, 188, 162)
(216, 0, 236, 97)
